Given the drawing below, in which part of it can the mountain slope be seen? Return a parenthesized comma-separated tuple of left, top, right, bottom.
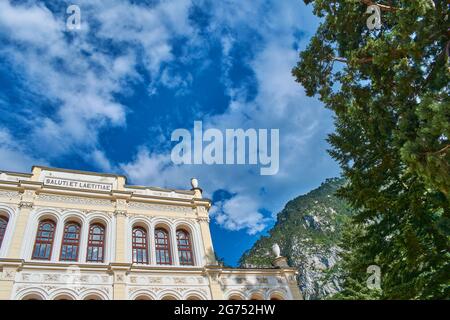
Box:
(239, 178, 352, 300)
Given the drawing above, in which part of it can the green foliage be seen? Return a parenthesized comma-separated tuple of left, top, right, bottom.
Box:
(292, 0, 449, 299)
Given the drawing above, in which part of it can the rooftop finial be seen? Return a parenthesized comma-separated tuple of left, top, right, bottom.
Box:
(191, 178, 199, 189)
(272, 243, 281, 258)
(271, 243, 289, 268)
(191, 178, 203, 198)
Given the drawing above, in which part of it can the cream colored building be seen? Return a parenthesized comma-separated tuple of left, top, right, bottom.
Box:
(0, 166, 302, 300)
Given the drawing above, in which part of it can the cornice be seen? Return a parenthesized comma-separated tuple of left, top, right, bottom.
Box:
(1, 166, 206, 205)
(126, 185, 195, 195)
(130, 194, 194, 204)
(220, 267, 297, 275)
(111, 190, 133, 200)
(129, 265, 205, 272)
(108, 263, 132, 272)
(191, 198, 212, 207)
(32, 165, 127, 179)
(0, 258, 25, 268)
(0, 170, 33, 178)
(19, 180, 43, 190)
(0, 181, 22, 187)
(19, 261, 111, 271)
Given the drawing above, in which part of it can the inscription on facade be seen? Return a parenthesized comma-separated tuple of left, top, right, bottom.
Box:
(44, 177, 112, 192)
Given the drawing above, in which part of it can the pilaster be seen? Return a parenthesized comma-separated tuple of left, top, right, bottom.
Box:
(7, 184, 39, 259)
(0, 259, 23, 300)
(196, 212, 216, 265)
(281, 269, 303, 300)
(110, 263, 130, 300)
(205, 266, 224, 300)
(112, 191, 131, 264)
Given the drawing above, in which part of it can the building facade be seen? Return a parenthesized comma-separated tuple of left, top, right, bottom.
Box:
(0, 166, 302, 300)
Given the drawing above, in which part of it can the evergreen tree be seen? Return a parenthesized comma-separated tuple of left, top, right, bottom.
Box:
(292, 0, 449, 299)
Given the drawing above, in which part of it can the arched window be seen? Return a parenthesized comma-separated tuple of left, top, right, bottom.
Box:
(176, 230, 194, 266)
(83, 295, 103, 300)
(32, 220, 56, 260)
(86, 224, 105, 263)
(132, 227, 149, 264)
(155, 228, 171, 265)
(250, 293, 264, 300)
(21, 293, 44, 300)
(60, 222, 81, 261)
(135, 295, 152, 300)
(0, 216, 8, 249)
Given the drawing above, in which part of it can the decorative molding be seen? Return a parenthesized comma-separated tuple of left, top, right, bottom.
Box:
(0, 190, 20, 201)
(128, 275, 205, 286)
(1, 270, 16, 280)
(114, 210, 127, 217)
(15, 284, 111, 297)
(19, 201, 34, 209)
(129, 189, 193, 200)
(128, 202, 193, 213)
(37, 194, 113, 207)
(115, 199, 128, 207)
(257, 277, 269, 284)
(221, 275, 282, 287)
(174, 278, 187, 284)
(115, 274, 125, 282)
(23, 190, 35, 197)
(235, 277, 246, 284)
(20, 272, 111, 285)
(287, 275, 297, 285)
(128, 286, 209, 298)
(129, 286, 164, 293)
(196, 217, 210, 223)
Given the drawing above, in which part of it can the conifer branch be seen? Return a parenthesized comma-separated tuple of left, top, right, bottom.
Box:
(330, 56, 373, 64)
(423, 144, 450, 156)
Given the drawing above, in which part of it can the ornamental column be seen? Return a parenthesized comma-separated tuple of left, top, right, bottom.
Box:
(110, 264, 130, 300)
(191, 178, 217, 266)
(114, 210, 127, 263)
(110, 209, 130, 300)
(7, 183, 40, 259)
(170, 225, 180, 266)
(112, 191, 131, 263)
(204, 266, 225, 300)
(197, 216, 216, 265)
(111, 192, 132, 300)
(281, 269, 304, 300)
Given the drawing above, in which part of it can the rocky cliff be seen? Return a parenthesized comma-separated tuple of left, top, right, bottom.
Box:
(239, 178, 352, 300)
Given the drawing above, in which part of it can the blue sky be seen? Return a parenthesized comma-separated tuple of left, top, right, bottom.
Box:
(0, 0, 340, 266)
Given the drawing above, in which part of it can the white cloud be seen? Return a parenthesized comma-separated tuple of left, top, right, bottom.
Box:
(0, 0, 195, 158)
(118, 0, 339, 234)
(211, 195, 269, 235)
(0, 0, 339, 235)
(0, 128, 47, 172)
(120, 148, 172, 187)
(0, 1, 63, 49)
(88, 149, 113, 173)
